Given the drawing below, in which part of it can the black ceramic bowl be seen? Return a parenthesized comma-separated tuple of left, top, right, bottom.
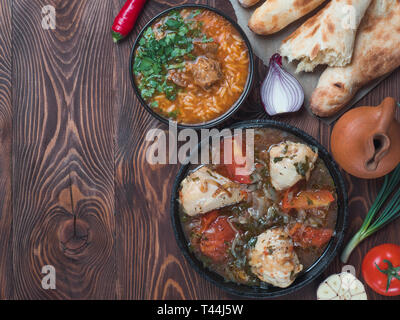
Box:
(129, 4, 254, 129)
(171, 120, 348, 298)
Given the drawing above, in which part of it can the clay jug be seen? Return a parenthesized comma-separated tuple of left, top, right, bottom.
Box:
(331, 97, 400, 179)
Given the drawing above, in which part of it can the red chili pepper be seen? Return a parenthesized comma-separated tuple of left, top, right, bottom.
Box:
(111, 0, 147, 43)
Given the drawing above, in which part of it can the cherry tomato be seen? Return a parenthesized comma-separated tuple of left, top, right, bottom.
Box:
(362, 244, 400, 296)
(219, 136, 253, 184)
(199, 210, 220, 233)
(289, 223, 333, 248)
(200, 215, 237, 262)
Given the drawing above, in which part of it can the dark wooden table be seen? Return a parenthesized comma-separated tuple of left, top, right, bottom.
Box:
(0, 0, 399, 300)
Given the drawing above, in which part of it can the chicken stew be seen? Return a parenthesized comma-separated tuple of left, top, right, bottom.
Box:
(178, 128, 338, 288)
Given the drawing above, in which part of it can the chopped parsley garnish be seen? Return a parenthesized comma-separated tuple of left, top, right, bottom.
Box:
(188, 9, 202, 19)
(247, 237, 257, 248)
(166, 62, 185, 70)
(294, 156, 310, 177)
(168, 109, 179, 119)
(133, 9, 205, 103)
(260, 166, 269, 177)
(201, 35, 214, 43)
(273, 157, 284, 163)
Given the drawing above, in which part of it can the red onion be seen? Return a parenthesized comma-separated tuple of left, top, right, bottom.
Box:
(261, 54, 304, 116)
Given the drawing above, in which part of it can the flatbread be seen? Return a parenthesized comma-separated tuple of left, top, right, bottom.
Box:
(310, 0, 400, 117)
(238, 0, 261, 8)
(248, 0, 326, 35)
(280, 0, 372, 72)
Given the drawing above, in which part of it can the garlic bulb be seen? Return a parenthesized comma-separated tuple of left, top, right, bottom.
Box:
(317, 272, 367, 300)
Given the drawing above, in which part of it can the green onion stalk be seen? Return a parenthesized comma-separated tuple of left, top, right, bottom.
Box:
(341, 164, 400, 263)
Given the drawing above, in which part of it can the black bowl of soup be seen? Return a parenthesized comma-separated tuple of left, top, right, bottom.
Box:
(170, 120, 348, 298)
(130, 5, 254, 129)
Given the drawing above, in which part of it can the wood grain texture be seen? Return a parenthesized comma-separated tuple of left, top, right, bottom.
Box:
(0, 0, 399, 300)
(11, 0, 116, 299)
(0, 0, 13, 300)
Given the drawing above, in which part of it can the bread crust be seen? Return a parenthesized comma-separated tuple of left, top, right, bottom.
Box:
(310, 0, 400, 117)
(238, 0, 261, 8)
(280, 0, 372, 73)
(248, 0, 326, 35)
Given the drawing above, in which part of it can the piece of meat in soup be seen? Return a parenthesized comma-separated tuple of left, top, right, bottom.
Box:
(190, 56, 222, 90)
(193, 41, 219, 57)
(269, 141, 318, 191)
(248, 228, 303, 288)
(168, 70, 188, 87)
(179, 166, 245, 216)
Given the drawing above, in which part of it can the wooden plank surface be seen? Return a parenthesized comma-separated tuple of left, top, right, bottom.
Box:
(0, 0, 399, 300)
(11, 0, 116, 299)
(0, 0, 13, 299)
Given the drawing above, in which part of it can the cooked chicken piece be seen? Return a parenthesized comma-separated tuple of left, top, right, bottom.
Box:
(248, 228, 303, 288)
(179, 166, 245, 216)
(193, 41, 219, 58)
(190, 57, 222, 90)
(269, 141, 318, 191)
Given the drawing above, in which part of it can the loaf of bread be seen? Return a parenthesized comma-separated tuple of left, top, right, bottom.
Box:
(280, 0, 372, 73)
(310, 0, 400, 117)
(248, 0, 326, 35)
(238, 0, 261, 8)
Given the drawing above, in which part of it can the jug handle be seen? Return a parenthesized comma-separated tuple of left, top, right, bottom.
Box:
(365, 97, 396, 171)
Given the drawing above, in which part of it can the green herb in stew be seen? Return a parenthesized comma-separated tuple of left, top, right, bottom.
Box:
(134, 9, 210, 102)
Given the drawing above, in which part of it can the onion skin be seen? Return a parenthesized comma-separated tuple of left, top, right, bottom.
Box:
(261, 54, 304, 116)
